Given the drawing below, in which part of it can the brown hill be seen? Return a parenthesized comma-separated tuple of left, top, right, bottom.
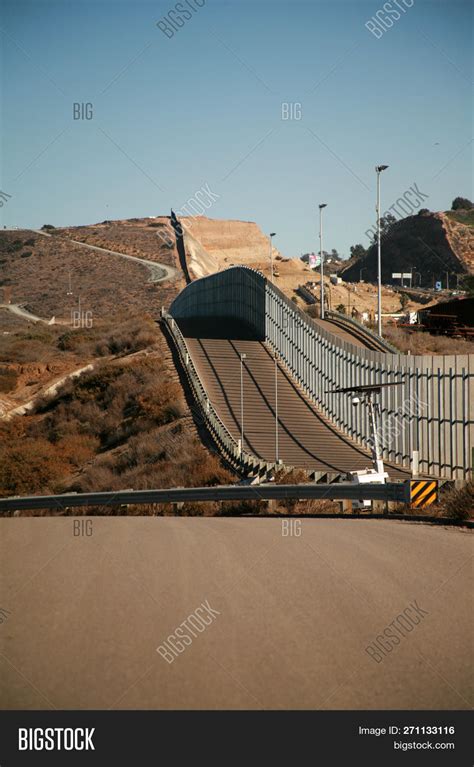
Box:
(177, 215, 282, 280)
(340, 210, 474, 286)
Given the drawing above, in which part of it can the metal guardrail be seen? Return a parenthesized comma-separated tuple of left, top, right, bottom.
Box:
(325, 310, 399, 353)
(0, 482, 411, 512)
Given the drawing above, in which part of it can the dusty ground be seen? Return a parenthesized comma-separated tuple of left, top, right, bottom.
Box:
(0, 225, 184, 408)
(0, 228, 182, 323)
(58, 217, 178, 268)
(250, 260, 423, 315)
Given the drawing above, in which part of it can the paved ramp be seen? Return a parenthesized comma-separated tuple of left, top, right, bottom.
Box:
(184, 334, 407, 478)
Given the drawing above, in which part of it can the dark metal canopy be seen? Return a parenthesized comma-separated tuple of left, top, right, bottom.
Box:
(326, 382, 405, 394)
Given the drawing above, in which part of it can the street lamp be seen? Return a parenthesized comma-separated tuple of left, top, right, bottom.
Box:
(274, 353, 279, 463)
(239, 353, 246, 451)
(269, 232, 276, 281)
(319, 204, 327, 319)
(375, 165, 389, 336)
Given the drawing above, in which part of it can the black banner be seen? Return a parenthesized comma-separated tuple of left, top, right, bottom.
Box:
(0, 710, 471, 766)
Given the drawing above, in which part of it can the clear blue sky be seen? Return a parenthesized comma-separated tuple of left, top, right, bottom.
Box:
(1, 0, 472, 258)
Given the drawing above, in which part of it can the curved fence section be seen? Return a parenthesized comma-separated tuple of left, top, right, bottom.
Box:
(169, 266, 474, 480)
(169, 266, 266, 339)
(325, 310, 399, 353)
(160, 309, 331, 481)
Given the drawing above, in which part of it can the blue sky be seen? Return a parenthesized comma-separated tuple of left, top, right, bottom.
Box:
(1, 0, 472, 258)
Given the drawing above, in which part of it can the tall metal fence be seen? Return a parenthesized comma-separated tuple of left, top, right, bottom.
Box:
(170, 266, 474, 480)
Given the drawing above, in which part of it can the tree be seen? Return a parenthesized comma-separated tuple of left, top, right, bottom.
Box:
(400, 292, 409, 311)
(380, 213, 397, 235)
(366, 214, 398, 245)
(335, 304, 346, 314)
(349, 244, 367, 260)
(451, 197, 472, 211)
(460, 275, 474, 295)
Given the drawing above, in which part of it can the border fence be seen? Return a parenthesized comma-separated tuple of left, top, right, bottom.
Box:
(170, 266, 474, 480)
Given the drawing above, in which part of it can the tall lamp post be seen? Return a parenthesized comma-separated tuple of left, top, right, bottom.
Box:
(318, 204, 327, 319)
(269, 232, 276, 281)
(274, 353, 279, 463)
(375, 165, 389, 336)
(239, 353, 246, 451)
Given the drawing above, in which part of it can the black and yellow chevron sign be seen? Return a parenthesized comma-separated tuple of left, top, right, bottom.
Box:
(410, 479, 438, 508)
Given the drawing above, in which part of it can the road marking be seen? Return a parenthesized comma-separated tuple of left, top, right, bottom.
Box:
(410, 480, 438, 508)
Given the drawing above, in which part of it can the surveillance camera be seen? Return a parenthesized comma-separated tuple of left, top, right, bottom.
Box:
(352, 397, 360, 406)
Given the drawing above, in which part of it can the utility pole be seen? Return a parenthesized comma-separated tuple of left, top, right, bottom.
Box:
(269, 232, 276, 281)
(375, 165, 389, 336)
(239, 353, 246, 450)
(274, 354, 279, 463)
(319, 204, 327, 319)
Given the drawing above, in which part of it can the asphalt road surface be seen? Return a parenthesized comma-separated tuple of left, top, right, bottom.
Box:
(0, 518, 472, 709)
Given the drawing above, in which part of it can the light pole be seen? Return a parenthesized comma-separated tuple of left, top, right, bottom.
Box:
(269, 232, 276, 281)
(375, 165, 389, 337)
(240, 353, 246, 450)
(274, 353, 279, 463)
(319, 204, 327, 319)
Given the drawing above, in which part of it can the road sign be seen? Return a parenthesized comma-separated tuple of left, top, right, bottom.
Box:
(410, 479, 438, 508)
(392, 272, 402, 279)
(435, 281, 442, 291)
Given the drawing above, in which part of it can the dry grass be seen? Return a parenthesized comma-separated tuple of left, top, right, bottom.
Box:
(384, 325, 474, 355)
(391, 482, 473, 521)
(0, 229, 183, 323)
(0, 328, 236, 501)
(432, 482, 474, 521)
(58, 218, 178, 269)
(272, 467, 340, 513)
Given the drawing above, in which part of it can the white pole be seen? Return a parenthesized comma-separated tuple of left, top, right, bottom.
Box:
(274, 354, 279, 463)
(240, 353, 246, 449)
(319, 207, 325, 319)
(270, 234, 273, 282)
(368, 393, 384, 476)
(377, 169, 382, 337)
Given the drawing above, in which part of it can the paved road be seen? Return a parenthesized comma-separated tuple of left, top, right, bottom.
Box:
(0, 518, 471, 709)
